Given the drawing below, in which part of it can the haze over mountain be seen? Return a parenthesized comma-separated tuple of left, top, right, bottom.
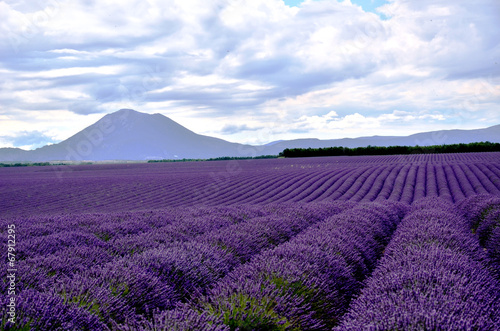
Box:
(1, 109, 499, 162)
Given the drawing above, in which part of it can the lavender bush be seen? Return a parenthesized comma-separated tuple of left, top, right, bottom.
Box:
(182, 202, 407, 330)
(337, 199, 500, 330)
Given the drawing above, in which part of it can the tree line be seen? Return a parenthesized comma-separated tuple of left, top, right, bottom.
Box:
(0, 162, 52, 167)
(279, 142, 500, 158)
(147, 155, 277, 163)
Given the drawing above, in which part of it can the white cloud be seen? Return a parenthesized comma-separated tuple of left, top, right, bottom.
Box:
(0, 0, 499, 148)
(279, 109, 448, 140)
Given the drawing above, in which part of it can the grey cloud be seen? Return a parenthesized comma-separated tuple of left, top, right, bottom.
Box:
(220, 124, 263, 135)
(445, 66, 500, 81)
(147, 89, 264, 115)
(68, 100, 107, 115)
(45, 73, 112, 88)
(2, 16, 182, 57)
(236, 57, 294, 78)
(1, 0, 382, 119)
(390, 0, 500, 81)
(145, 62, 371, 114)
(7, 102, 70, 112)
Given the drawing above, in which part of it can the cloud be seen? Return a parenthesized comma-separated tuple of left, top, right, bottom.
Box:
(287, 109, 448, 140)
(1, 131, 59, 150)
(0, 0, 499, 148)
(67, 100, 108, 115)
(220, 124, 263, 135)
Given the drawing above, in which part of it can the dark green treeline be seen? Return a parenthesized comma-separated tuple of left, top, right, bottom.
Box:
(279, 142, 500, 158)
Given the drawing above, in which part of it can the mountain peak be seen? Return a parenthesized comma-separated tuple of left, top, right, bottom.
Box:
(102, 109, 156, 126)
(108, 109, 176, 120)
(108, 108, 144, 119)
(116, 108, 140, 114)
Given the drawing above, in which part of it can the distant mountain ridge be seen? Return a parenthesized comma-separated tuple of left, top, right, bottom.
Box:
(1, 109, 499, 162)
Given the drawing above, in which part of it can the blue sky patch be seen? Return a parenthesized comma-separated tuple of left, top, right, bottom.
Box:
(284, 0, 389, 15)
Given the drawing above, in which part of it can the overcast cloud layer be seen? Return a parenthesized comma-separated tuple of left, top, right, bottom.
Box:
(0, 0, 499, 149)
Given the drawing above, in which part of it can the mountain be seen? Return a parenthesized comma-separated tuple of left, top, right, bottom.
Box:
(258, 125, 500, 155)
(0, 109, 499, 162)
(0, 147, 31, 161)
(0, 109, 253, 162)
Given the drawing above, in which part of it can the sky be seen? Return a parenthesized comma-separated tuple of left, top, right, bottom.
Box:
(0, 0, 499, 149)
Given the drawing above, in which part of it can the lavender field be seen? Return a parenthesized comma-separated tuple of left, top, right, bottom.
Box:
(1, 153, 500, 330)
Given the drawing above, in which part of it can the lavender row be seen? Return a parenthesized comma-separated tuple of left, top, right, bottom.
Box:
(2, 154, 500, 217)
(19, 202, 343, 329)
(0, 289, 108, 330)
(0, 206, 266, 329)
(337, 198, 500, 330)
(109, 205, 267, 256)
(0, 258, 178, 330)
(147, 201, 408, 330)
(458, 194, 500, 278)
(1, 202, 349, 329)
(128, 202, 351, 306)
(3, 205, 267, 262)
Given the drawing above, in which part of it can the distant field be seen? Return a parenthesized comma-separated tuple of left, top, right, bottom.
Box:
(1, 153, 500, 330)
(1, 152, 500, 217)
